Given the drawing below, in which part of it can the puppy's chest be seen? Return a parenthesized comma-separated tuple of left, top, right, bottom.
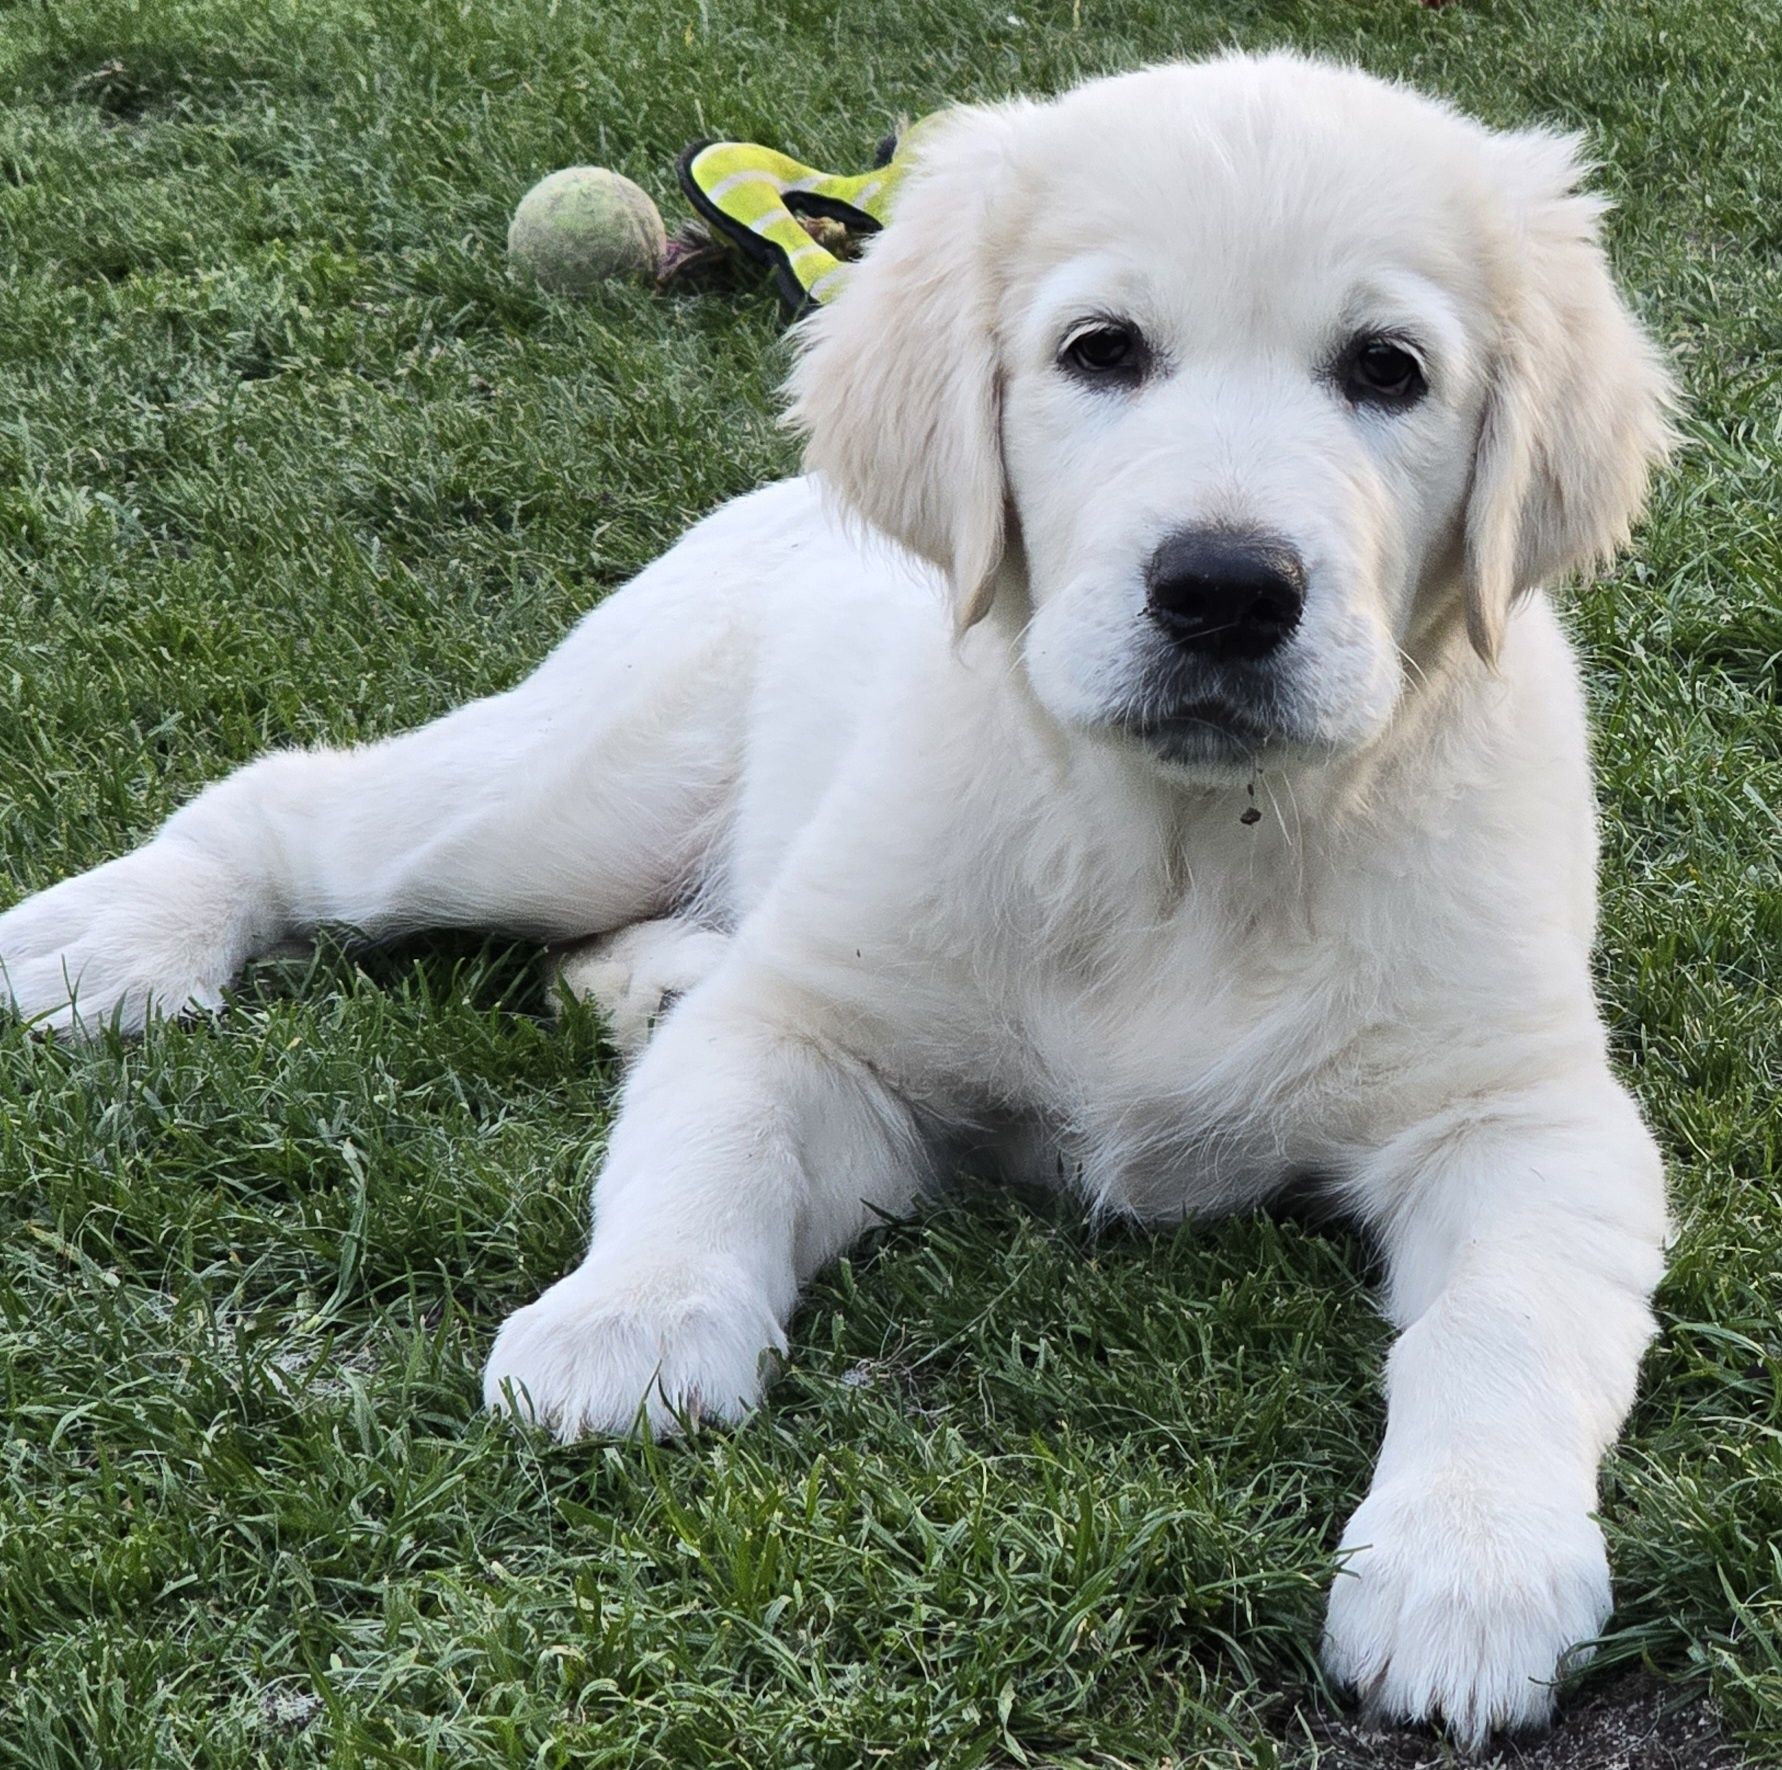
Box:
(1012, 914, 1381, 1218)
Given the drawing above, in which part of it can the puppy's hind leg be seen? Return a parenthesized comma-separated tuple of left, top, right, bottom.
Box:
(0, 580, 749, 1035)
(550, 918, 733, 1060)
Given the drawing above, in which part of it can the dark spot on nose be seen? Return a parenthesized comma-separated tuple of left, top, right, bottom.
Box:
(1145, 529, 1306, 660)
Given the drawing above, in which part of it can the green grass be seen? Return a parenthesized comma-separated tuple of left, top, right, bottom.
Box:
(0, 0, 1778, 1763)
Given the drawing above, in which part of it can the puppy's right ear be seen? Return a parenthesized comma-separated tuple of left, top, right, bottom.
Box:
(786, 105, 1024, 629)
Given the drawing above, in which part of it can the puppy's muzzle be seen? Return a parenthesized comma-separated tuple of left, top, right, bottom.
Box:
(1145, 529, 1305, 661)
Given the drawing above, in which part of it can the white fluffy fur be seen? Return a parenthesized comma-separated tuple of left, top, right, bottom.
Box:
(0, 55, 1674, 1745)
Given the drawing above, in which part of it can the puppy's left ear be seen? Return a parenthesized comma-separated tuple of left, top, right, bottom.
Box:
(1465, 131, 1676, 663)
(786, 104, 1026, 629)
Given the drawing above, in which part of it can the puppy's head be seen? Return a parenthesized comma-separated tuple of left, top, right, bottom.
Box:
(788, 54, 1672, 782)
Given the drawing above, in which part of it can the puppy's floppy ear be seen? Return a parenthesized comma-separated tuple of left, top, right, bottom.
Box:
(1464, 130, 1675, 664)
(786, 105, 1024, 629)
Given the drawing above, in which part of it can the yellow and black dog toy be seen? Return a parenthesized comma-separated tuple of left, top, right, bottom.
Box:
(676, 114, 945, 317)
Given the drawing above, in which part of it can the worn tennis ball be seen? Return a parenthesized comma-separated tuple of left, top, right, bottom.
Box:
(507, 167, 666, 294)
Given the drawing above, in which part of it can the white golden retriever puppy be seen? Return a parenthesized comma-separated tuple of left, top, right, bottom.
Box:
(0, 53, 1672, 1745)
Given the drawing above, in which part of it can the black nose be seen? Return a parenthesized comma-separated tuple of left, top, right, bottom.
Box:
(1145, 529, 1305, 660)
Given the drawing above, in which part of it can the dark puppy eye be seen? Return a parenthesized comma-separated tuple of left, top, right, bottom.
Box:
(1342, 335, 1427, 407)
(1061, 320, 1146, 384)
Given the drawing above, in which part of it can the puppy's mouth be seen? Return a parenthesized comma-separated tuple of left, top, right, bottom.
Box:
(1117, 697, 1281, 767)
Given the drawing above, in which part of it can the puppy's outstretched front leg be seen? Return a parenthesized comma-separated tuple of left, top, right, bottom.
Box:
(1321, 1071, 1668, 1745)
(484, 959, 929, 1437)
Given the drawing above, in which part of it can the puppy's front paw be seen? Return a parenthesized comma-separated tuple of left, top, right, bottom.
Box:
(1322, 1472, 1611, 1745)
(482, 1252, 786, 1440)
(0, 844, 257, 1037)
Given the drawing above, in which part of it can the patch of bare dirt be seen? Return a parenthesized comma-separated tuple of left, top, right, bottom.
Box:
(1301, 1673, 1747, 1769)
